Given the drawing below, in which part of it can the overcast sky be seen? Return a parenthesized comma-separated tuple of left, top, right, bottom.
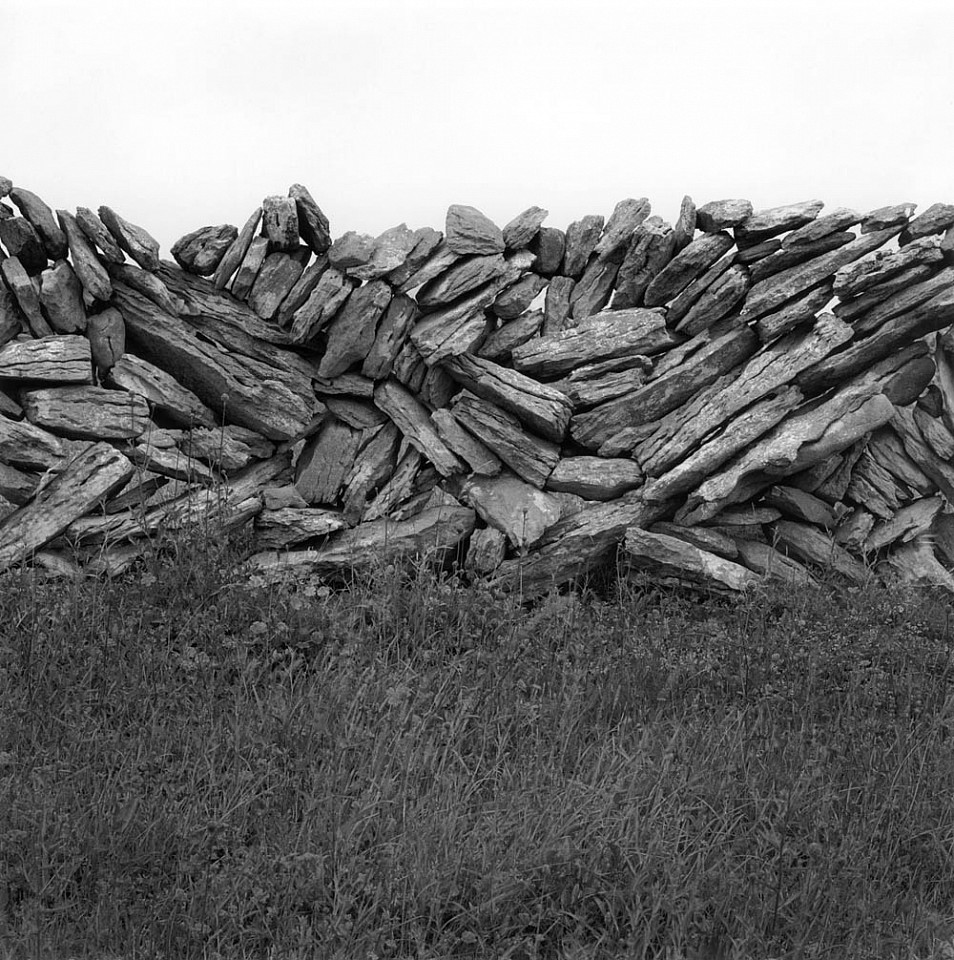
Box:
(5, 0, 953, 255)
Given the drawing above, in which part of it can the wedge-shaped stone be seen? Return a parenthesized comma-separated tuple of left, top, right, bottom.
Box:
(880, 536, 954, 593)
(0, 460, 40, 505)
(348, 223, 416, 281)
(677, 388, 895, 525)
(891, 403, 954, 504)
(666, 253, 735, 325)
(252, 506, 348, 552)
(562, 215, 604, 278)
(180, 424, 274, 473)
(649, 522, 738, 560)
(900, 202, 954, 243)
(112, 283, 319, 442)
(780, 208, 861, 249)
(261, 196, 299, 252)
(212, 207, 262, 289)
(324, 397, 387, 431)
(9, 187, 67, 260)
(385, 226, 443, 287)
(171, 224, 237, 275)
(865, 427, 935, 496)
(373, 379, 463, 477)
(87, 307, 126, 376)
(478, 309, 544, 363)
(294, 419, 361, 505)
(749, 232, 853, 284)
(315, 279, 392, 379)
(761, 485, 837, 529)
(835, 508, 877, 553)
(441, 353, 572, 442)
(0, 442, 133, 571)
(56, 210, 112, 301)
(490, 490, 676, 598)
(849, 266, 954, 338)
(595, 198, 651, 262)
(833, 265, 937, 324)
(623, 527, 759, 593)
(643, 231, 734, 307)
(755, 283, 833, 343)
(502, 206, 548, 250)
(1, 257, 53, 337)
(98, 206, 160, 271)
(457, 472, 563, 548)
(451, 391, 558, 488)
(22, 385, 150, 439)
(246, 504, 476, 580)
(466, 525, 508, 574)
(288, 267, 354, 344)
(542, 276, 574, 336)
(863, 496, 945, 555)
(229, 236, 269, 300)
(38, 260, 86, 333)
(569, 257, 619, 319)
(696, 199, 752, 232)
(552, 357, 652, 409)
(416, 253, 507, 309)
(770, 520, 869, 583)
(797, 286, 954, 395)
(0, 217, 47, 274)
(547, 456, 643, 501)
(398, 240, 461, 293)
(511, 306, 674, 379)
(0, 417, 64, 470)
(741, 227, 900, 322)
(638, 314, 851, 477)
(362, 448, 427, 521)
(106, 353, 217, 429)
(0, 336, 93, 383)
(341, 422, 401, 522)
(75, 207, 124, 263)
(845, 451, 906, 519)
(122, 439, 215, 484)
(410, 252, 533, 363)
(731, 537, 816, 584)
(493, 273, 547, 320)
(445, 205, 504, 255)
(288, 184, 331, 254)
(861, 202, 916, 233)
(734, 200, 824, 247)
(833, 236, 942, 299)
(676, 265, 750, 336)
(107, 262, 182, 316)
(573, 324, 759, 452)
(430, 408, 501, 475)
(312, 372, 374, 399)
(611, 217, 676, 309)
(248, 252, 305, 320)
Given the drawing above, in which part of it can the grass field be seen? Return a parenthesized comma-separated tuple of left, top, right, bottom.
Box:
(1, 521, 953, 959)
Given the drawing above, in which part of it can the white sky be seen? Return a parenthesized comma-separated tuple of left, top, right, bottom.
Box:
(5, 0, 954, 255)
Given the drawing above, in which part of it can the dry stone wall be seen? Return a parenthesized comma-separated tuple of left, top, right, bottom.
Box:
(3, 175, 954, 595)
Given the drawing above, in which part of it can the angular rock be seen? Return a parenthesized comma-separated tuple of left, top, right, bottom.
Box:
(569, 257, 619, 318)
(398, 240, 461, 293)
(274, 255, 330, 327)
(900, 202, 954, 244)
(75, 207, 125, 264)
(502, 206, 548, 250)
(0, 281, 22, 346)
(318, 279, 392, 378)
(248, 252, 305, 320)
(623, 527, 758, 593)
(749, 231, 855, 285)
(781, 207, 861, 248)
(666, 253, 735, 325)
(212, 207, 262, 289)
(543, 276, 575, 337)
(0, 459, 40, 506)
(9, 187, 67, 259)
(361, 293, 418, 380)
(741, 227, 901, 322)
(121, 438, 215, 484)
(22, 384, 149, 439)
(695, 199, 752, 232)
(465, 525, 508, 574)
(324, 397, 387, 431)
(171, 224, 237, 275)
(98, 206, 160, 271)
(833, 236, 942, 299)
(731, 537, 817, 584)
(450, 391, 558, 488)
(107, 262, 181, 316)
(430, 408, 502, 475)
(294, 418, 361, 506)
(0, 442, 134, 572)
(672, 195, 696, 252)
(528, 226, 565, 276)
(384, 226, 443, 287)
(445, 204, 504, 255)
(863, 496, 945, 554)
(880, 536, 954, 593)
(865, 427, 936, 496)
(373, 379, 463, 477)
(247, 504, 475, 580)
(416, 253, 507, 309)
(229, 235, 269, 300)
(755, 283, 833, 343)
(833, 264, 936, 324)
(0, 415, 65, 469)
(180, 424, 275, 473)
(734, 200, 825, 247)
(883, 354, 936, 406)
(0, 177, 10, 198)
(56, 210, 112, 301)
(87, 307, 126, 375)
(511, 306, 675, 379)
(611, 216, 676, 309)
(441, 353, 573, 442)
(562, 214, 604, 278)
(770, 520, 869, 583)
(349, 223, 416, 281)
(328, 231, 374, 272)
(288, 183, 331, 254)
(649, 522, 739, 560)
(643, 231, 734, 307)
(595, 198, 650, 262)
(0, 217, 47, 274)
(761, 484, 838, 529)
(288, 267, 354, 344)
(551, 355, 652, 409)
(891, 403, 954, 504)
(547, 456, 643, 500)
(478, 308, 544, 363)
(252, 506, 348, 552)
(492, 273, 547, 320)
(0, 257, 53, 336)
(457, 472, 562, 549)
(861, 202, 916, 233)
(835, 508, 877, 552)
(106, 353, 217, 429)
(261, 195, 299, 252)
(676, 264, 750, 336)
(38, 260, 86, 333)
(0, 335, 93, 383)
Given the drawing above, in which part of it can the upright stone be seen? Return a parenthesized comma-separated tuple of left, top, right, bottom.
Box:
(230, 236, 269, 300)
(695, 199, 752, 232)
(57, 210, 112, 301)
(0, 257, 53, 336)
(502, 206, 548, 250)
(643, 231, 734, 306)
(87, 307, 126, 375)
(445, 204, 505, 255)
(0, 217, 47, 274)
(289, 183, 332, 254)
(529, 227, 565, 276)
(318, 279, 392, 378)
(98, 206, 160, 271)
(262, 195, 299, 252)
(38, 260, 86, 333)
(734, 200, 825, 248)
(562, 215, 604, 278)
(9, 187, 67, 259)
(212, 207, 262, 289)
(612, 216, 676, 309)
(861, 202, 916, 233)
(349, 223, 416, 280)
(75, 207, 125, 263)
(248, 252, 305, 320)
(672, 195, 696, 252)
(595, 198, 651, 262)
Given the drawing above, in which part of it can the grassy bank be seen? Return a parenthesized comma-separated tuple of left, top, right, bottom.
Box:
(1, 526, 953, 959)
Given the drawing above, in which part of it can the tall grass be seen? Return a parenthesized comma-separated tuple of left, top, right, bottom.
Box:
(1, 522, 953, 959)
